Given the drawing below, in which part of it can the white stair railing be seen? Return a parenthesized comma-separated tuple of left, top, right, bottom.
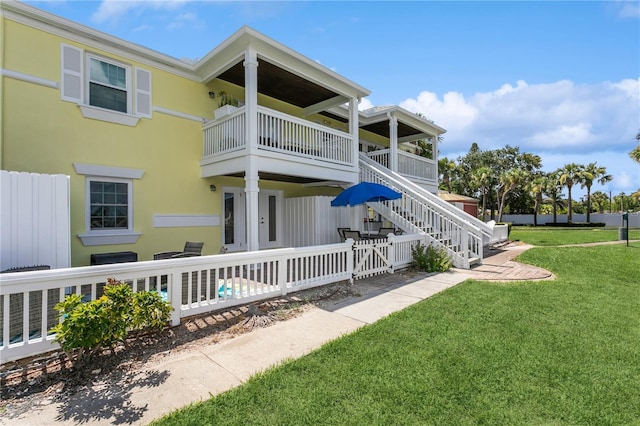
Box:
(359, 154, 484, 269)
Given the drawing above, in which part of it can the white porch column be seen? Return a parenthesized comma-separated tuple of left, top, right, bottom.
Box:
(244, 46, 260, 251)
(388, 113, 398, 172)
(349, 97, 359, 175)
(349, 97, 361, 231)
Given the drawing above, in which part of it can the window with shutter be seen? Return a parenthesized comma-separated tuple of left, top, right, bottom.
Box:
(61, 44, 83, 103)
(60, 44, 152, 123)
(135, 67, 152, 118)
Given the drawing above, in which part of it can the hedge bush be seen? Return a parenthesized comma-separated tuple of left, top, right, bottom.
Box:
(51, 278, 172, 361)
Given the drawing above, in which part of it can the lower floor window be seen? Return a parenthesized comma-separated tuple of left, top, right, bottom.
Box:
(89, 179, 131, 230)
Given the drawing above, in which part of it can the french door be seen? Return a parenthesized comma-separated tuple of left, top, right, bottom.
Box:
(222, 188, 282, 251)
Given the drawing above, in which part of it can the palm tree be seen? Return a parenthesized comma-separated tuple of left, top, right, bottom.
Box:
(529, 176, 546, 227)
(438, 157, 455, 193)
(497, 168, 527, 222)
(544, 172, 563, 224)
(631, 130, 640, 164)
(470, 166, 492, 221)
(580, 162, 613, 223)
(591, 191, 609, 214)
(558, 163, 582, 222)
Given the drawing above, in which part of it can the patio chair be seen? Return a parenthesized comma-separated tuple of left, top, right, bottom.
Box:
(342, 230, 362, 241)
(378, 227, 396, 237)
(337, 227, 351, 242)
(154, 241, 204, 260)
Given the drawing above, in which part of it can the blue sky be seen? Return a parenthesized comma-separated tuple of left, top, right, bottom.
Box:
(28, 0, 640, 198)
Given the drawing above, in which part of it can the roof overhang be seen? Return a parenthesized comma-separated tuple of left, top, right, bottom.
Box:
(193, 26, 370, 109)
(324, 105, 446, 140)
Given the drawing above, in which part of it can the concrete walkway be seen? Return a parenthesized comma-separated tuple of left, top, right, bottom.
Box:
(2, 242, 553, 426)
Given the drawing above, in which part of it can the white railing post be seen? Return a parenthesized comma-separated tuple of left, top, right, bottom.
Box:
(278, 254, 288, 296)
(169, 270, 181, 326)
(387, 234, 396, 273)
(461, 231, 469, 269)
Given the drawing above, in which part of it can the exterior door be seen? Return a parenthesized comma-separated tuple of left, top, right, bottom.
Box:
(222, 188, 281, 251)
(222, 188, 245, 252)
(259, 190, 282, 249)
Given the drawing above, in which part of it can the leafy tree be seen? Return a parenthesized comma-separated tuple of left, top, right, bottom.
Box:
(557, 163, 582, 222)
(631, 130, 640, 164)
(579, 162, 613, 223)
(438, 157, 455, 193)
(497, 168, 528, 221)
(591, 191, 610, 214)
(529, 175, 546, 226)
(448, 144, 541, 221)
(544, 172, 564, 224)
(470, 166, 492, 221)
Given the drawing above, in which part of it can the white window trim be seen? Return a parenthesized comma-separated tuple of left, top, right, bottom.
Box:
(86, 53, 132, 114)
(75, 163, 143, 246)
(60, 44, 150, 126)
(78, 104, 140, 127)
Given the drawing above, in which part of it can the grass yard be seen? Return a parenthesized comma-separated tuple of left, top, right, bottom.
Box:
(153, 242, 640, 425)
(510, 226, 640, 246)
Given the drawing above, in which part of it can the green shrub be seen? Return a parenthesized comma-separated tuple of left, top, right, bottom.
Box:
(410, 243, 452, 273)
(50, 278, 172, 361)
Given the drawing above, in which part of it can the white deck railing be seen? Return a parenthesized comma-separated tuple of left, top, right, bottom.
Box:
(398, 151, 436, 182)
(202, 106, 353, 166)
(0, 234, 433, 364)
(366, 149, 437, 183)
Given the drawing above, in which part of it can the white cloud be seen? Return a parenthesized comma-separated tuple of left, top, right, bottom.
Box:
(617, 0, 640, 18)
(91, 0, 188, 24)
(400, 78, 640, 197)
(358, 97, 374, 111)
(167, 12, 201, 30)
(400, 78, 640, 155)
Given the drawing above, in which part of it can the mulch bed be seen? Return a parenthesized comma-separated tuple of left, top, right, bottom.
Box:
(0, 281, 358, 417)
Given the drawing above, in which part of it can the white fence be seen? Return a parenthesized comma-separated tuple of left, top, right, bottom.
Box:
(284, 196, 353, 247)
(500, 213, 640, 227)
(0, 170, 71, 271)
(0, 234, 430, 364)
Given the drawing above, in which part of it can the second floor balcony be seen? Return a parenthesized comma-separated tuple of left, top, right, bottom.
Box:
(200, 106, 358, 184)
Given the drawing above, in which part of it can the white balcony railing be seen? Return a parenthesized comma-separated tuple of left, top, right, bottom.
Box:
(398, 151, 436, 182)
(366, 149, 437, 183)
(203, 106, 353, 166)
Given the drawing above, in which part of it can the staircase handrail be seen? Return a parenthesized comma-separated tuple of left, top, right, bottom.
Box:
(359, 153, 493, 238)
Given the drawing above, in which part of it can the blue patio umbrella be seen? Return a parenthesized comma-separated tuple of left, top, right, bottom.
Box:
(331, 182, 402, 207)
(331, 182, 402, 236)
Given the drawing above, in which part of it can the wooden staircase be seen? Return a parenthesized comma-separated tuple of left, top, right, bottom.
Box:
(359, 153, 493, 269)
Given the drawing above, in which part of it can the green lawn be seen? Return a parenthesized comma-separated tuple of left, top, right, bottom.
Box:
(153, 243, 640, 425)
(510, 227, 640, 246)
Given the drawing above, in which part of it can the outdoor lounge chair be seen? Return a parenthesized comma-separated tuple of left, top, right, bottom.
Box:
(377, 227, 396, 237)
(342, 230, 362, 241)
(154, 241, 204, 260)
(337, 227, 351, 241)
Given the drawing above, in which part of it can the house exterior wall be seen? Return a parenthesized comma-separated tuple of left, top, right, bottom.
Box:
(1, 19, 213, 265)
(1, 14, 341, 266)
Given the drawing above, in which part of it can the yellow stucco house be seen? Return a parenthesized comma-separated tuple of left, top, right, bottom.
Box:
(2, 1, 488, 268)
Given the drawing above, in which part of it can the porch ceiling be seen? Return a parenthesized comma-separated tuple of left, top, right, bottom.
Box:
(218, 59, 341, 109)
(360, 121, 424, 139)
(226, 171, 340, 184)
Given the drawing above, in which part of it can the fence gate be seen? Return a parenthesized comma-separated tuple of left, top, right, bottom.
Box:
(352, 239, 392, 280)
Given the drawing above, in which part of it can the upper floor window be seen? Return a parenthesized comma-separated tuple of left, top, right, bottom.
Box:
(61, 44, 151, 125)
(88, 56, 130, 114)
